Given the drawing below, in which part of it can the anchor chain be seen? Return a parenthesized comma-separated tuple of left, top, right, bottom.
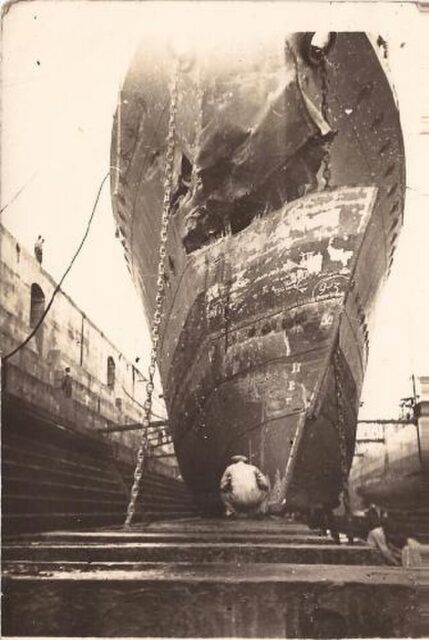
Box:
(320, 59, 332, 190)
(124, 61, 179, 527)
(333, 350, 352, 524)
(192, 65, 204, 194)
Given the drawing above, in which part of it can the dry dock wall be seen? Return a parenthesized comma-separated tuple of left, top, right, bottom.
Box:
(0, 223, 176, 475)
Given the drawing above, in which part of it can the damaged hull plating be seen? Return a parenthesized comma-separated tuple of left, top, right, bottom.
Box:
(111, 33, 405, 512)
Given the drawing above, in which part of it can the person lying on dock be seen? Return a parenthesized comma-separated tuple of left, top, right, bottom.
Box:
(366, 512, 422, 567)
(367, 522, 400, 565)
(382, 517, 422, 567)
(220, 455, 270, 518)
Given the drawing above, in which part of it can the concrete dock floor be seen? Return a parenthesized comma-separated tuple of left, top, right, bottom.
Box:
(2, 517, 421, 637)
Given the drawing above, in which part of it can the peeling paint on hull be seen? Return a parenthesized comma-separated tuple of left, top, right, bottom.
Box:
(166, 187, 375, 511)
(111, 32, 405, 512)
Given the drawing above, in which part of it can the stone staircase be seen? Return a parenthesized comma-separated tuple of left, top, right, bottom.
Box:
(2, 519, 419, 637)
(2, 404, 199, 535)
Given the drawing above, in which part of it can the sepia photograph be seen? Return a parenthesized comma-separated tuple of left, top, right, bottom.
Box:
(0, 1, 428, 637)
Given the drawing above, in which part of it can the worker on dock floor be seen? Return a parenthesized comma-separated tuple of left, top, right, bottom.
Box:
(220, 455, 270, 518)
(365, 509, 422, 567)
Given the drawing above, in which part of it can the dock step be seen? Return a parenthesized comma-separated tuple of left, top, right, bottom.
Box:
(3, 541, 382, 565)
(2, 560, 417, 637)
(2, 519, 419, 637)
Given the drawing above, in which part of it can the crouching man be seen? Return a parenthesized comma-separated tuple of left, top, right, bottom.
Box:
(220, 455, 270, 518)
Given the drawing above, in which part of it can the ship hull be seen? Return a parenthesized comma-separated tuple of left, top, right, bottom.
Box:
(350, 407, 429, 513)
(164, 186, 376, 511)
(112, 32, 405, 512)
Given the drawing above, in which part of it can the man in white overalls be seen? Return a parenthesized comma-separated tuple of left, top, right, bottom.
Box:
(220, 455, 270, 517)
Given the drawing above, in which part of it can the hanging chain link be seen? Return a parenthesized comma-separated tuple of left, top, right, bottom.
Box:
(192, 65, 204, 194)
(124, 61, 179, 528)
(320, 59, 332, 190)
(333, 350, 352, 522)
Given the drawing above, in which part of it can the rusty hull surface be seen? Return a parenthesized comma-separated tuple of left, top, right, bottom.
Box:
(111, 33, 405, 512)
(163, 186, 375, 510)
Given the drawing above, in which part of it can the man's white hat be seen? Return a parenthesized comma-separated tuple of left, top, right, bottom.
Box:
(231, 455, 248, 463)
